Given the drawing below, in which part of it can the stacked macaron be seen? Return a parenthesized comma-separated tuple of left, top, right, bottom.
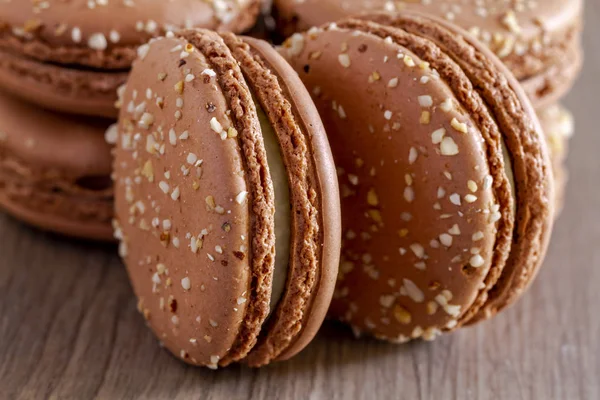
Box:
(275, 0, 582, 213)
(0, 0, 260, 239)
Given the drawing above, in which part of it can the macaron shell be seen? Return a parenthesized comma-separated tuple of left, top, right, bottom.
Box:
(521, 45, 583, 110)
(274, 0, 582, 80)
(0, 92, 113, 240)
(181, 30, 287, 366)
(350, 12, 554, 323)
(0, 0, 261, 69)
(0, 50, 125, 118)
(0, 191, 113, 240)
(114, 33, 277, 368)
(221, 35, 340, 365)
(384, 13, 555, 324)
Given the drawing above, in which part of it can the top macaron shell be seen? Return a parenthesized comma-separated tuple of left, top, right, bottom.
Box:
(281, 14, 553, 341)
(275, 0, 582, 80)
(115, 34, 268, 368)
(0, 0, 260, 69)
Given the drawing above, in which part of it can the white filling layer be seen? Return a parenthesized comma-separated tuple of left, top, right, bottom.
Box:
(254, 97, 291, 314)
(501, 140, 517, 217)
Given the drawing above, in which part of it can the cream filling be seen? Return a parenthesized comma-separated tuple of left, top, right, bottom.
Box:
(254, 96, 291, 314)
(501, 139, 517, 217)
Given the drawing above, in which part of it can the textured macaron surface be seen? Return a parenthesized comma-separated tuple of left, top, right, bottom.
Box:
(282, 15, 552, 341)
(275, 0, 582, 81)
(0, 0, 259, 69)
(114, 33, 275, 368)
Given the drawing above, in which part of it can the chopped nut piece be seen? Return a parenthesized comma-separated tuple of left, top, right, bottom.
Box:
(440, 137, 459, 156)
(393, 305, 412, 324)
(338, 53, 351, 68)
(367, 188, 379, 206)
(174, 81, 184, 94)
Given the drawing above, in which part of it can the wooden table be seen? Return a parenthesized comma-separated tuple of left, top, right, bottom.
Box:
(1, 7, 599, 400)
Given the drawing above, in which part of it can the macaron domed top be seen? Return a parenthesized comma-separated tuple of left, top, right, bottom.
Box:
(113, 33, 261, 368)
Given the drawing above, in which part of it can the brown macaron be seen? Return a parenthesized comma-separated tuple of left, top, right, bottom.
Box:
(113, 30, 340, 367)
(539, 104, 574, 216)
(0, 0, 261, 118)
(0, 91, 114, 241)
(281, 13, 554, 342)
(274, 0, 583, 109)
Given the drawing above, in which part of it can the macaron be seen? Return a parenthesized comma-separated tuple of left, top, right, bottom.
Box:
(0, 91, 114, 241)
(246, 4, 278, 42)
(281, 13, 554, 342)
(539, 104, 574, 216)
(0, 0, 261, 118)
(112, 30, 340, 367)
(274, 0, 583, 108)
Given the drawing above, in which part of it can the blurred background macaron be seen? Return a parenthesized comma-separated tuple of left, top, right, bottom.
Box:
(246, 0, 279, 42)
(539, 103, 574, 217)
(281, 13, 554, 342)
(0, 0, 262, 118)
(0, 92, 114, 241)
(113, 30, 340, 368)
(274, 0, 583, 109)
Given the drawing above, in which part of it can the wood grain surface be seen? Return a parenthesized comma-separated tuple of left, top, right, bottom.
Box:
(1, 4, 599, 400)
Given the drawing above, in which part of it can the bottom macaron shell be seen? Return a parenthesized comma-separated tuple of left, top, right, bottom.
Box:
(0, 154, 113, 242)
(282, 14, 553, 341)
(0, 181, 113, 241)
(0, 50, 126, 118)
(221, 34, 340, 366)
